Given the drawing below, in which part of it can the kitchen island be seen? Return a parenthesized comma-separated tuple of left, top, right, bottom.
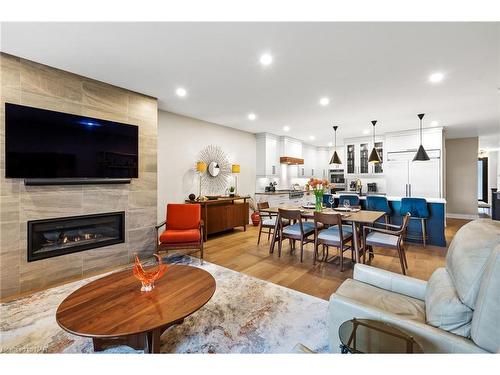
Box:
(323, 194, 447, 247)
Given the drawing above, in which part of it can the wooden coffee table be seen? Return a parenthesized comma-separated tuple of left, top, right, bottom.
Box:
(56, 264, 216, 353)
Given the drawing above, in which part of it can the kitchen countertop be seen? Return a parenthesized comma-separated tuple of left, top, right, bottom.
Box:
(326, 193, 446, 204)
(255, 190, 312, 195)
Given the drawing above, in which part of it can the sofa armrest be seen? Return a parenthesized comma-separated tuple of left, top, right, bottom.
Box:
(353, 264, 427, 301)
(328, 294, 487, 353)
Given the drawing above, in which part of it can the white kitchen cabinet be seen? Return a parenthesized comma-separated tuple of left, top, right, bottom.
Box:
(281, 137, 302, 158)
(301, 144, 317, 178)
(315, 147, 330, 179)
(385, 127, 443, 154)
(256, 133, 280, 176)
(385, 150, 442, 198)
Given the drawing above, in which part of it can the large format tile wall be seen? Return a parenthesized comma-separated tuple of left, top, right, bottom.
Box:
(0, 53, 158, 298)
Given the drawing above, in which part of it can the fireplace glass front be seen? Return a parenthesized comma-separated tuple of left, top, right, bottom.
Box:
(27, 212, 125, 262)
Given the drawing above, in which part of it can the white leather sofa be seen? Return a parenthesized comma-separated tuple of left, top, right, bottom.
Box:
(328, 219, 500, 353)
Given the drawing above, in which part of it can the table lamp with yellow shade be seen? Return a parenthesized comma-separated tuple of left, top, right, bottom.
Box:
(231, 164, 240, 195)
(196, 161, 207, 200)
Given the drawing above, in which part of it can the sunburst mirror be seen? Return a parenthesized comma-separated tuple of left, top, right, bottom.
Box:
(197, 145, 231, 195)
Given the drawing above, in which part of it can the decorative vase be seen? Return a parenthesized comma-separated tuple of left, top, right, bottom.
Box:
(251, 211, 260, 226)
(314, 191, 324, 212)
(133, 254, 167, 292)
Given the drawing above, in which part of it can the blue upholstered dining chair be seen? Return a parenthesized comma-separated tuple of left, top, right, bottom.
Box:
(338, 194, 360, 208)
(366, 195, 392, 224)
(400, 197, 429, 247)
(277, 208, 315, 262)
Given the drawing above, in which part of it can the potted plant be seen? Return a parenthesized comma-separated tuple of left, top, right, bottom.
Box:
(229, 186, 236, 197)
(309, 178, 329, 212)
(248, 197, 260, 226)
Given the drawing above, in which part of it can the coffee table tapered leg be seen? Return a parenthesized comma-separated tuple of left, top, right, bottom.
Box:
(147, 328, 162, 353)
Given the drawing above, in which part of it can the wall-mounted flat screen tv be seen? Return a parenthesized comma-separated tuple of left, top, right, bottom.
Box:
(5, 103, 139, 178)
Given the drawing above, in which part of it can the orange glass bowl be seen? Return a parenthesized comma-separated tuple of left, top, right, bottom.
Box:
(133, 254, 167, 292)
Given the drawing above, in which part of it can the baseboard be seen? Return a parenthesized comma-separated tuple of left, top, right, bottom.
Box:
(446, 213, 479, 220)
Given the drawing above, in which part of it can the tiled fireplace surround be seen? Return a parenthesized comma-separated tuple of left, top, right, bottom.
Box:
(0, 53, 158, 299)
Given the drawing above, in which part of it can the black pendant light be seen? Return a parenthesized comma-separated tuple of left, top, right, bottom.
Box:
(329, 125, 342, 164)
(413, 113, 430, 161)
(368, 120, 382, 163)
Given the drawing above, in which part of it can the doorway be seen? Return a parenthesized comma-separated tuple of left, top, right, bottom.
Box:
(478, 157, 488, 203)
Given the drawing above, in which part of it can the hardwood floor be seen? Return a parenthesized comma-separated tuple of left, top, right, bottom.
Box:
(203, 218, 470, 300)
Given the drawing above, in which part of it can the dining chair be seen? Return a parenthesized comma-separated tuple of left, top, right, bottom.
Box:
(277, 208, 315, 262)
(156, 203, 204, 262)
(400, 197, 429, 247)
(257, 201, 282, 244)
(366, 195, 392, 224)
(362, 213, 411, 275)
(313, 212, 353, 271)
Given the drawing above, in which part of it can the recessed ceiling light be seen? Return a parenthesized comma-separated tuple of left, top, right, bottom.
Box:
(363, 129, 370, 135)
(283, 125, 290, 132)
(431, 120, 439, 126)
(248, 113, 257, 121)
(309, 135, 316, 141)
(429, 72, 444, 83)
(319, 97, 330, 106)
(175, 87, 187, 97)
(328, 142, 333, 147)
(259, 53, 273, 66)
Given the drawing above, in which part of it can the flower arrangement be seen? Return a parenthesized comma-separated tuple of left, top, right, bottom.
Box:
(309, 178, 330, 211)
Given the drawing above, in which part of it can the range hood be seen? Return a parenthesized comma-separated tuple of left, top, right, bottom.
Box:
(280, 156, 304, 165)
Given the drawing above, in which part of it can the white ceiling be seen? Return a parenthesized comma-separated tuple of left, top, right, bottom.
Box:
(1, 22, 499, 147)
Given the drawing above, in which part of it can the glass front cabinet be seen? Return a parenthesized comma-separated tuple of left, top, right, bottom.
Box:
(346, 144, 355, 174)
(345, 138, 384, 175)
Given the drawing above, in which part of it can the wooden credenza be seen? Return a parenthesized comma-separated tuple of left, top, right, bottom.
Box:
(185, 196, 250, 240)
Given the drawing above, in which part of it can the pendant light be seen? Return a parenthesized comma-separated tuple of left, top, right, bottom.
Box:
(329, 125, 342, 164)
(368, 120, 382, 163)
(413, 113, 430, 161)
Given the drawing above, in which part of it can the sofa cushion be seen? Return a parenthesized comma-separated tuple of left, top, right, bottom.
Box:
(335, 278, 425, 323)
(425, 268, 473, 338)
(471, 245, 500, 353)
(445, 219, 500, 309)
(159, 229, 200, 244)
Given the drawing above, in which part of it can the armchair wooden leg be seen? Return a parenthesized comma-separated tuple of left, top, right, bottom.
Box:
(421, 218, 427, 248)
(397, 245, 406, 275)
(402, 247, 408, 269)
(278, 231, 283, 257)
(338, 246, 343, 271)
(313, 239, 318, 264)
(257, 224, 263, 244)
(300, 240, 304, 263)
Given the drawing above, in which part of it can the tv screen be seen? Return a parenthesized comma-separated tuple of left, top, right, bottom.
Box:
(5, 103, 139, 179)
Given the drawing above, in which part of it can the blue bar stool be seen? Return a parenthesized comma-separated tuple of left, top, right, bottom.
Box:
(366, 195, 392, 224)
(338, 194, 360, 208)
(400, 197, 429, 247)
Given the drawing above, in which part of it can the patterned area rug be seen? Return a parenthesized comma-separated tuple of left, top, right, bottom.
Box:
(0, 256, 329, 353)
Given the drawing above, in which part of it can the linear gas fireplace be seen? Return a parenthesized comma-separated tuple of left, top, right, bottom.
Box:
(27, 212, 125, 262)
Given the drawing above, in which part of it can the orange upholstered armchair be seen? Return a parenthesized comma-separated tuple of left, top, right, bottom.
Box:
(155, 203, 204, 261)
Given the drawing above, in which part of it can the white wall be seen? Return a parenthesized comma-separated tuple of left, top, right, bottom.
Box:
(157, 111, 256, 221)
(498, 151, 500, 189)
(445, 137, 478, 218)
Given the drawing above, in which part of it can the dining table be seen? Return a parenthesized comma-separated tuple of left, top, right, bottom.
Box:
(259, 205, 386, 264)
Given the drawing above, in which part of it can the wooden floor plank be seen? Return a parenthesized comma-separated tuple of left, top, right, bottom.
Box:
(202, 218, 468, 300)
